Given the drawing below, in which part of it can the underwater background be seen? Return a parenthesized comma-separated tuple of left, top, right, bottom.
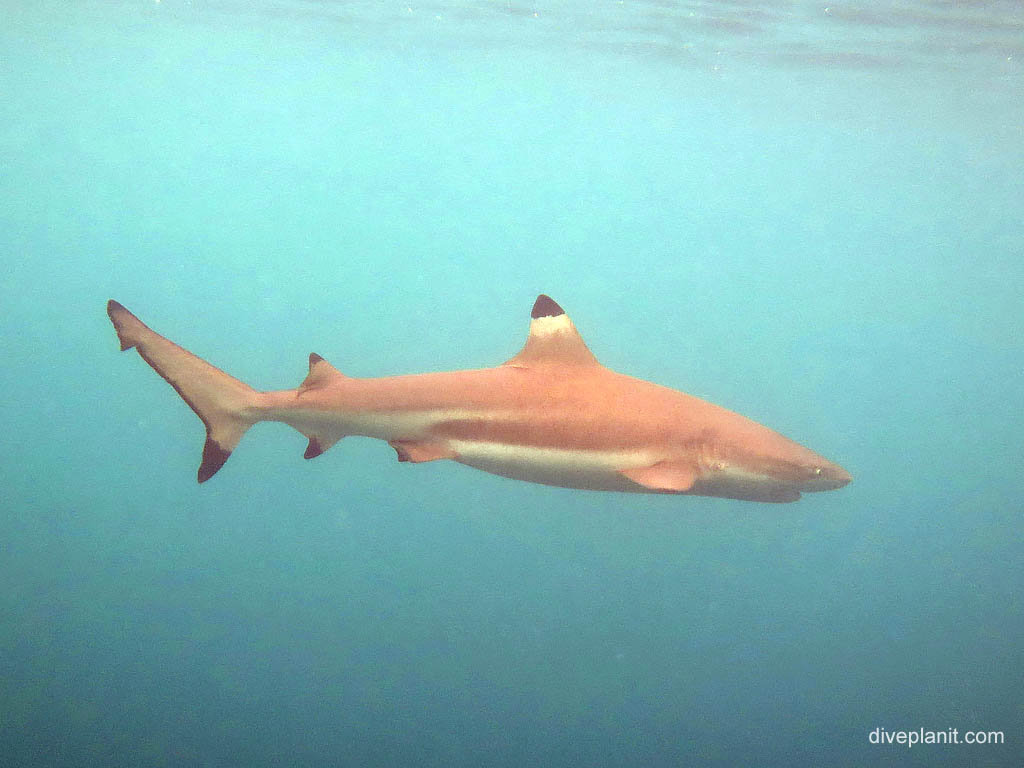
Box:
(2, 1, 1022, 765)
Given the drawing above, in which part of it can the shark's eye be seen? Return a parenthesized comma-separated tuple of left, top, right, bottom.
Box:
(813, 467, 823, 476)
(714, 461, 725, 471)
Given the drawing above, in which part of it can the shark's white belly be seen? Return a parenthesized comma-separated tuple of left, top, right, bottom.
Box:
(284, 407, 479, 446)
(447, 439, 660, 492)
(290, 406, 668, 492)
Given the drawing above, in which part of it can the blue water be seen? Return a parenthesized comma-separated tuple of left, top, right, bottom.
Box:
(2, 1, 1022, 765)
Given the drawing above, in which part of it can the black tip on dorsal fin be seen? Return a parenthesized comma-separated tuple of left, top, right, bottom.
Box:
(531, 294, 565, 319)
(503, 295, 599, 368)
(309, 352, 324, 368)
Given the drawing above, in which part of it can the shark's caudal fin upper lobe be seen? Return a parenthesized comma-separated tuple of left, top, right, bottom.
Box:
(107, 300, 259, 482)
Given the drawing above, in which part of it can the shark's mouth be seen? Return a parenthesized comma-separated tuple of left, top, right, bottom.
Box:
(690, 466, 804, 503)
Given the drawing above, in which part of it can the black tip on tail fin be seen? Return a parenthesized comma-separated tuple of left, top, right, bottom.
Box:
(198, 436, 232, 483)
(107, 300, 260, 483)
(107, 300, 139, 351)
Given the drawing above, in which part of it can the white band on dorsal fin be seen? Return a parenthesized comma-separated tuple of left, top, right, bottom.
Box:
(503, 295, 599, 368)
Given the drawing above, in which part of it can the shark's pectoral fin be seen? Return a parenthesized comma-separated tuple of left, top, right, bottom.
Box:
(619, 461, 698, 492)
(390, 440, 457, 463)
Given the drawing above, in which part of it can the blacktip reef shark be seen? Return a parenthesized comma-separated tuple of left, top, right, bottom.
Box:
(107, 295, 851, 503)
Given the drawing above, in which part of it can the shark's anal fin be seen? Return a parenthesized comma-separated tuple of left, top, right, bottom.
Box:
(292, 354, 348, 459)
(390, 440, 457, 463)
(302, 434, 343, 459)
(619, 461, 698, 492)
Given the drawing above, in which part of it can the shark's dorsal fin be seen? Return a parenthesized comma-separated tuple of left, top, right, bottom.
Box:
(298, 353, 346, 393)
(503, 295, 599, 368)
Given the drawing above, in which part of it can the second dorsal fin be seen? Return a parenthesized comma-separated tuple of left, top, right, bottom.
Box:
(503, 295, 599, 368)
(298, 353, 346, 393)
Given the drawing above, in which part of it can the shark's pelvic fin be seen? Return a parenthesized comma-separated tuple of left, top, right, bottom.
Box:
(107, 300, 259, 483)
(389, 440, 457, 463)
(504, 294, 599, 368)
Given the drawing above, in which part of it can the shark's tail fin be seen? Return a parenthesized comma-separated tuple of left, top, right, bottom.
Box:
(107, 300, 260, 482)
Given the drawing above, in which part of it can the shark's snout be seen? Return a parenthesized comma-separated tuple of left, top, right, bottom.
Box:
(802, 462, 852, 492)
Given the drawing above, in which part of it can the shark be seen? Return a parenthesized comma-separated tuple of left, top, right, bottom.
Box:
(106, 295, 851, 502)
